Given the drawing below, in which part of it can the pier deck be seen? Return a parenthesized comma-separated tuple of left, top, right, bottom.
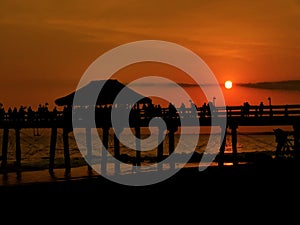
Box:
(1, 104, 300, 175)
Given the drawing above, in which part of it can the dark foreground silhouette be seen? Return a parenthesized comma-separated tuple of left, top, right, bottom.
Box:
(0, 159, 299, 224)
(1, 159, 299, 198)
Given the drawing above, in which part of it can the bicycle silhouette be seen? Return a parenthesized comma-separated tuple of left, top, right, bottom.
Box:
(274, 128, 294, 159)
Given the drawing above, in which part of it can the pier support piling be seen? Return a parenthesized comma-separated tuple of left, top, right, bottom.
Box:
(114, 132, 120, 174)
(49, 126, 57, 175)
(135, 125, 141, 171)
(168, 129, 175, 170)
(230, 124, 238, 166)
(63, 127, 71, 176)
(15, 128, 21, 170)
(101, 127, 109, 175)
(1, 128, 9, 172)
(85, 127, 93, 173)
(167, 120, 178, 171)
(157, 126, 165, 171)
(218, 126, 227, 167)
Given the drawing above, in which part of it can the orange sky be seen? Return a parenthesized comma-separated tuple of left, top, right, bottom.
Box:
(0, 0, 300, 109)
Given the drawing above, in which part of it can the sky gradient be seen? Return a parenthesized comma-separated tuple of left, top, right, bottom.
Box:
(0, 0, 300, 108)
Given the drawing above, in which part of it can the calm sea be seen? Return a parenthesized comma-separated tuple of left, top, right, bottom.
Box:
(133, 83, 300, 107)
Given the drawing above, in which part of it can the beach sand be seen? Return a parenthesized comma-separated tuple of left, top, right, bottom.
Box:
(1, 159, 299, 197)
(0, 159, 299, 223)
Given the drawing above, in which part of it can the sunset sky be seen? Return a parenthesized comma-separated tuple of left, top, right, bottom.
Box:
(0, 0, 300, 108)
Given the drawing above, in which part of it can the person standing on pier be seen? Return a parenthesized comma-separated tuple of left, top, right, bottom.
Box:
(259, 102, 264, 117)
(0, 103, 4, 122)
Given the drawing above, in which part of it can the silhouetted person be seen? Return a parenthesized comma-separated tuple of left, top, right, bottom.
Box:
(63, 105, 72, 121)
(242, 102, 250, 117)
(259, 102, 264, 117)
(51, 106, 58, 121)
(0, 103, 4, 122)
(201, 102, 208, 117)
(18, 105, 26, 122)
(144, 103, 155, 119)
(155, 104, 162, 117)
(12, 107, 18, 122)
(274, 128, 288, 159)
(168, 103, 177, 119)
(7, 107, 12, 121)
(179, 102, 186, 118)
(27, 106, 34, 123)
(189, 100, 197, 118)
(208, 101, 216, 117)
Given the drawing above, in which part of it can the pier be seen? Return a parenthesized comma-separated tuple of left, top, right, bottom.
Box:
(1, 103, 300, 175)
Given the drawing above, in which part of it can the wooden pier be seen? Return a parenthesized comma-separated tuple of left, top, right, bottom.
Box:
(1, 103, 300, 175)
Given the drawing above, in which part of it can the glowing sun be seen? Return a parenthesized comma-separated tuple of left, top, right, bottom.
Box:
(225, 80, 233, 89)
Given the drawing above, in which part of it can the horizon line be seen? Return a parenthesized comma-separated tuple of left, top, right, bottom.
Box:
(126, 79, 300, 90)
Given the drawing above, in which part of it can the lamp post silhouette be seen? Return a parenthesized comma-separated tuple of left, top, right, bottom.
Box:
(268, 97, 271, 106)
(268, 97, 272, 116)
(213, 96, 216, 106)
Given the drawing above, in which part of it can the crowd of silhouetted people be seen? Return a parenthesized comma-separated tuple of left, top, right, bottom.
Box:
(0, 101, 218, 124)
(0, 103, 61, 124)
(0, 99, 290, 125)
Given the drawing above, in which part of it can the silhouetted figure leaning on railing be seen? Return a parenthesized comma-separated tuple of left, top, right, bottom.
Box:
(274, 128, 294, 159)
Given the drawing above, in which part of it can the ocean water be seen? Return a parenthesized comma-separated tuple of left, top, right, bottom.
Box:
(0, 125, 293, 172)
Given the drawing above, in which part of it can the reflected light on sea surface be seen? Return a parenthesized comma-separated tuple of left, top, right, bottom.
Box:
(220, 85, 300, 106)
(184, 85, 300, 107)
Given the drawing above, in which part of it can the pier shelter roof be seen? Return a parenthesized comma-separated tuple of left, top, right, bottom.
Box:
(54, 79, 152, 107)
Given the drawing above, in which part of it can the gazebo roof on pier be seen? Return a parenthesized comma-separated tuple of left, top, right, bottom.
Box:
(54, 79, 152, 106)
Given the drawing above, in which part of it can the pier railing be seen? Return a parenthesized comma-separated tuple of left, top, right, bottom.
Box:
(1, 104, 300, 128)
(0, 104, 300, 176)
